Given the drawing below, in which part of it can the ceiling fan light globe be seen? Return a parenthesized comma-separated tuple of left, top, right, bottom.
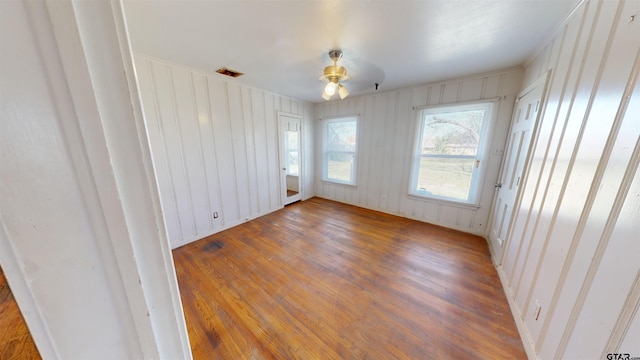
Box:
(338, 84, 349, 99)
(324, 82, 337, 96)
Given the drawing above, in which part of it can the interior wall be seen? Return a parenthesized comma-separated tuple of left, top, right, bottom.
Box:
(134, 54, 314, 248)
(0, 0, 189, 358)
(314, 70, 522, 235)
(498, 0, 640, 358)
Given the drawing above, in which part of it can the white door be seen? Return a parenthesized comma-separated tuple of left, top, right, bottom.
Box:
(488, 75, 547, 259)
(278, 112, 303, 205)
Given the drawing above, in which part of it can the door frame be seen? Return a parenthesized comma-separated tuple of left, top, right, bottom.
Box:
(488, 71, 551, 263)
(277, 111, 303, 206)
(0, 0, 191, 358)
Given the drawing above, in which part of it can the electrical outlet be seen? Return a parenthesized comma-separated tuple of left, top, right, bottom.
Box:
(533, 300, 542, 320)
(381, 195, 387, 202)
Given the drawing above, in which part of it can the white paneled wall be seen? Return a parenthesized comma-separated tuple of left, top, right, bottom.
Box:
(134, 55, 314, 248)
(498, 0, 640, 358)
(314, 70, 523, 235)
(1, 1, 189, 357)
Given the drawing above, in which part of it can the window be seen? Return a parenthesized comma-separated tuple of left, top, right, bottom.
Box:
(322, 116, 358, 185)
(409, 102, 494, 204)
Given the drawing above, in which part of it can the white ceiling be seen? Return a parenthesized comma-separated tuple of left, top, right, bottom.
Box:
(123, 0, 578, 103)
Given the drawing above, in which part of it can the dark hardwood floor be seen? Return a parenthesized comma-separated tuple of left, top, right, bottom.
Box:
(0, 267, 40, 360)
(173, 197, 526, 359)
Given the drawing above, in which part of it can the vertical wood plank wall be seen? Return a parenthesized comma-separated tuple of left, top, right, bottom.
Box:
(2, 1, 190, 358)
(132, 6, 640, 355)
(498, 0, 640, 358)
(314, 70, 523, 236)
(134, 55, 314, 248)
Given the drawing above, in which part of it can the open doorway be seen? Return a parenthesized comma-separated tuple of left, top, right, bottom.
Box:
(278, 112, 303, 205)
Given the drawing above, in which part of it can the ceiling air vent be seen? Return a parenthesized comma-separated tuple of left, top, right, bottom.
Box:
(215, 67, 244, 78)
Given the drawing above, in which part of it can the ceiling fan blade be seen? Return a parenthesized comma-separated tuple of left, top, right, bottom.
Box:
(339, 60, 385, 93)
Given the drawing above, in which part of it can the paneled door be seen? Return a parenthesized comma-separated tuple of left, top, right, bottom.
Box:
(488, 74, 548, 260)
(278, 112, 302, 205)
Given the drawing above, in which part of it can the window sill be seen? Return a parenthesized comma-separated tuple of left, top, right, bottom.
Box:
(406, 193, 481, 210)
(321, 180, 357, 188)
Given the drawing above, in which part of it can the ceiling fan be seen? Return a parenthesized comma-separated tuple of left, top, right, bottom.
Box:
(320, 49, 349, 101)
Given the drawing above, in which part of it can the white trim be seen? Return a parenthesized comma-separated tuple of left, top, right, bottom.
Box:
(112, 1, 193, 356)
(516, 73, 552, 102)
(171, 207, 282, 249)
(495, 262, 538, 360)
(524, 0, 589, 68)
(318, 113, 361, 121)
(277, 111, 304, 205)
(494, 70, 552, 265)
(320, 115, 360, 186)
(50, 0, 191, 356)
(412, 97, 501, 111)
(1, 0, 192, 357)
(603, 269, 640, 356)
(409, 101, 497, 206)
(405, 194, 481, 210)
(0, 223, 59, 358)
(44, 0, 146, 354)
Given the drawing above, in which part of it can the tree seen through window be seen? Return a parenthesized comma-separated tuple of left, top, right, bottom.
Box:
(412, 103, 492, 203)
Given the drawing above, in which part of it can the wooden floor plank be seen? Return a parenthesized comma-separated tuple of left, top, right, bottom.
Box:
(0, 267, 41, 360)
(173, 197, 527, 359)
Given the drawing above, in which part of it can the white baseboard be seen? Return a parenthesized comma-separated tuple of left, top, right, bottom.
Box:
(170, 206, 284, 249)
(494, 261, 538, 360)
(314, 194, 485, 236)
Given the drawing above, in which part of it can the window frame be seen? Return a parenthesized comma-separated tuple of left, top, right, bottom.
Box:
(321, 115, 359, 186)
(408, 100, 496, 206)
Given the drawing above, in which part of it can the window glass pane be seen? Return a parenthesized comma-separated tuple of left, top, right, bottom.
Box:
(323, 117, 358, 185)
(421, 110, 484, 156)
(411, 102, 493, 203)
(327, 152, 354, 182)
(327, 121, 357, 152)
(416, 156, 474, 201)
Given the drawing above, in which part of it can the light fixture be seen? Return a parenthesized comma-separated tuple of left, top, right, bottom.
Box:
(324, 82, 337, 96)
(320, 49, 349, 100)
(338, 84, 349, 99)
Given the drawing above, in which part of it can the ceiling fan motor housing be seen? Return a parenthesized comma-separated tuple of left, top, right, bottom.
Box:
(328, 49, 343, 61)
(324, 49, 347, 83)
(323, 65, 347, 83)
